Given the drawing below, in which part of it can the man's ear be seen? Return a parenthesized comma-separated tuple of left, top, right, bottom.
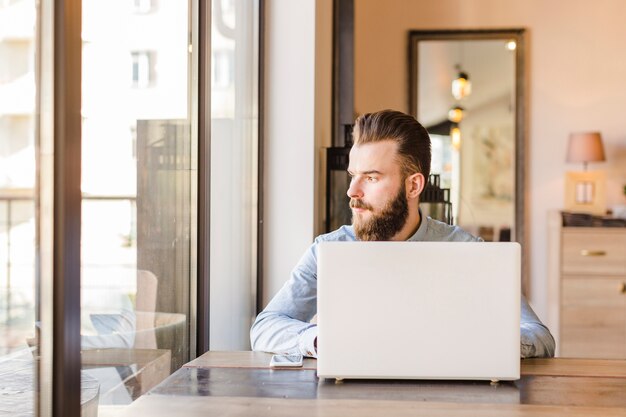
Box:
(406, 173, 425, 200)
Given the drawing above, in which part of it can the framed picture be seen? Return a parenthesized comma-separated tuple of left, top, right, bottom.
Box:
(564, 171, 606, 215)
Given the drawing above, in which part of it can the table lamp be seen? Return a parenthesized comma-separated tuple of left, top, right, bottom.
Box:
(564, 132, 606, 213)
(566, 132, 605, 171)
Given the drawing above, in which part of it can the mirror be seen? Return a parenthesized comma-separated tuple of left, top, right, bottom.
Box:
(410, 30, 525, 247)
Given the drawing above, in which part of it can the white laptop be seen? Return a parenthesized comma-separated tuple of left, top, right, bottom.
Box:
(317, 242, 520, 381)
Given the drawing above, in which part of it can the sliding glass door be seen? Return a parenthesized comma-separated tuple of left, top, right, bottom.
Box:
(79, 0, 196, 412)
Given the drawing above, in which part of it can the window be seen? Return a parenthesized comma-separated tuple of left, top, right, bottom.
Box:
(0, 0, 37, 415)
(209, 0, 259, 350)
(131, 51, 154, 88)
(212, 49, 233, 90)
(82, 0, 194, 411)
(132, 0, 153, 14)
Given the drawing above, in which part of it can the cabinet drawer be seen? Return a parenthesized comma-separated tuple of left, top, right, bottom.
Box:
(560, 276, 626, 359)
(560, 306, 626, 358)
(562, 229, 626, 275)
(562, 276, 626, 308)
(560, 324, 626, 359)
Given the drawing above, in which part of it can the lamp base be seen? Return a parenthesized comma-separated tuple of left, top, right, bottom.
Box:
(574, 181, 594, 204)
(564, 171, 606, 215)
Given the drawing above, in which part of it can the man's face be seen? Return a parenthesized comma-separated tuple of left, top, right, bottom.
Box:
(347, 141, 409, 241)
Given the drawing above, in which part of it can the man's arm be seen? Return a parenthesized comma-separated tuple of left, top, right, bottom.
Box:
(520, 295, 555, 358)
(250, 241, 319, 357)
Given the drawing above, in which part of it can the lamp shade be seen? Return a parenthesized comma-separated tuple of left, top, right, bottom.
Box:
(566, 132, 605, 164)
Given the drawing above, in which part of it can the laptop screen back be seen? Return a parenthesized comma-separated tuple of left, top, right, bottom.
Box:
(317, 241, 520, 381)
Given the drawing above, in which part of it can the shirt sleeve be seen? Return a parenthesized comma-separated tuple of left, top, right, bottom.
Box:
(520, 295, 556, 358)
(250, 239, 320, 358)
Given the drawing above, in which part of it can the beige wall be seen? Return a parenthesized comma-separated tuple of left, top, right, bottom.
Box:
(355, 0, 626, 323)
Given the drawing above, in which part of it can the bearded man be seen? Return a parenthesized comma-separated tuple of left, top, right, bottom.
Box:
(250, 109, 555, 359)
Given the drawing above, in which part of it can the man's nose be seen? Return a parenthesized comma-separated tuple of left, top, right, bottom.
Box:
(347, 178, 363, 199)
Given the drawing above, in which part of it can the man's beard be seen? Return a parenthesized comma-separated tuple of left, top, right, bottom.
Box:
(351, 185, 409, 241)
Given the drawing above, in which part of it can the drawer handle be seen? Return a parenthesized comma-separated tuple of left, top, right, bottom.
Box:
(580, 250, 606, 257)
(621, 283, 626, 294)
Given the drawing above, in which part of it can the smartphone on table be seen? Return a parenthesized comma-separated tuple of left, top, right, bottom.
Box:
(269, 354, 304, 368)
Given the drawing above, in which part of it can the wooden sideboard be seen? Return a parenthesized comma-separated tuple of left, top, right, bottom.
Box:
(548, 212, 626, 358)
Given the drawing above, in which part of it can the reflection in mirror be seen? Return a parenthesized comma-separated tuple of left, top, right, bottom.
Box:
(410, 30, 525, 247)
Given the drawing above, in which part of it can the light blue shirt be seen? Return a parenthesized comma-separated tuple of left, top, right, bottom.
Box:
(251, 215, 556, 359)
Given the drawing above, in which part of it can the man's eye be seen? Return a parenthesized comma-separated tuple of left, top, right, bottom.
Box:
(367, 176, 376, 182)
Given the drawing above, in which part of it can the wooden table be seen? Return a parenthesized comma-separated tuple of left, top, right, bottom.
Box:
(117, 352, 626, 416)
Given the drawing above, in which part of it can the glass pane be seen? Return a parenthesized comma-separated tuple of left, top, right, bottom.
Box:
(81, 0, 194, 412)
(209, 0, 259, 349)
(0, 0, 38, 415)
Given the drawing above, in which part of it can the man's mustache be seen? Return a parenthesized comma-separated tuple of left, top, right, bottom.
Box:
(350, 199, 373, 210)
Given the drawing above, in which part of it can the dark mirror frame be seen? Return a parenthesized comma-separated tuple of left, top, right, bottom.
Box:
(409, 29, 528, 293)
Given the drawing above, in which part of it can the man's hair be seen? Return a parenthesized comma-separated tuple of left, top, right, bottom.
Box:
(352, 110, 431, 180)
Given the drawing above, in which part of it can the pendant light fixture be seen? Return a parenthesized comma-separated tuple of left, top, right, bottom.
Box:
(447, 105, 465, 123)
(450, 124, 461, 150)
(451, 64, 471, 100)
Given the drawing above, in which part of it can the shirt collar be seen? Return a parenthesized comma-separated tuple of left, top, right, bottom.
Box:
(407, 208, 427, 241)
